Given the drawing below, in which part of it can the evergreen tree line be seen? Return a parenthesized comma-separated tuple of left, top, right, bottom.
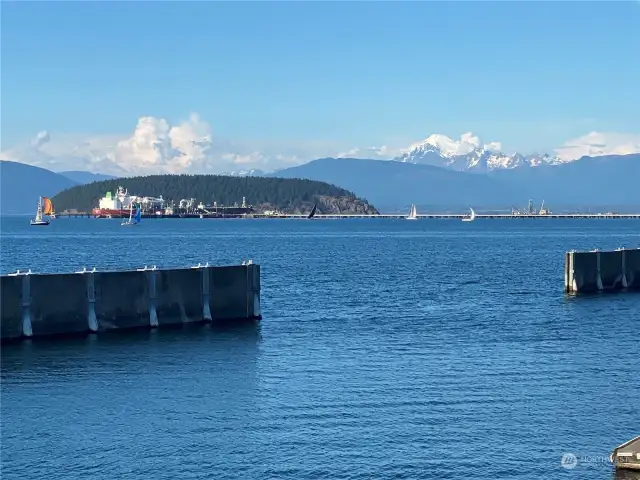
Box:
(52, 174, 375, 212)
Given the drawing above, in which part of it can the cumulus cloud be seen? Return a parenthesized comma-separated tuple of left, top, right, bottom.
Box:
(3, 115, 638, 176)
(484, 141, 502, 153)
(112, 114, 214, 173)
(0, 113, 358, 175)
(555, 131, 640, 161)
(336, 147, 362, 158)
(458, 132, 481, 151)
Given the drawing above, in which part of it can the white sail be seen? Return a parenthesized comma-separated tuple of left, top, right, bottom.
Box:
(407, 204, 417, 220)
(121, 202, 141, 226)
(35, 197, 42, 221)
(462, 207, 476, 222)
(30, 196, 50, 225)
(121, 203, 133, 225)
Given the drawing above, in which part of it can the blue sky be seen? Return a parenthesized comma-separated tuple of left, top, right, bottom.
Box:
(1, 1, 639, 166)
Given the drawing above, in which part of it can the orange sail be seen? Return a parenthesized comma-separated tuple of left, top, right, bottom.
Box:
(42, 197, 54, 215)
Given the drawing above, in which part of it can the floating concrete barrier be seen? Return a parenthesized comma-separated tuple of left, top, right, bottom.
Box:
(600, 249, 627, 290)
(95, 269, 151, 330)
(565, 248, 640, 293)
(0, 274, 27, 339)
(210, 263, 261, 320)
(626, 248, 640, 289)
(0, 263, 261, 342)
(30, 272, 92, 337)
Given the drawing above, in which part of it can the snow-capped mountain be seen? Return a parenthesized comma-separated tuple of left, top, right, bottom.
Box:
(394, 133, 566, 173)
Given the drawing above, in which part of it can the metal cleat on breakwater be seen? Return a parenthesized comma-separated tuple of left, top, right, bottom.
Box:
(565, 247, 640, 293)
(0, 263, 261, 342)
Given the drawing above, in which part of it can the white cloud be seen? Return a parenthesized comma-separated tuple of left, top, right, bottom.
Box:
(0, 113, 346, 175)
(484, 141, 502, 153)
(336, 147, 361, 158)
(30, 130, 50, 149)
(336, 145, 399, 159)
(458, 132, 481, 152)
(555, 131, 640, 161)
(221, 152, 266, 165)
(2, 115, 638, 176)
(112, 114, 213, 173)
(0, 113, 404, 175)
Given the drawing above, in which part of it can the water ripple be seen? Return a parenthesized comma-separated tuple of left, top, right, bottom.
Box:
(1, 218, 639, 479)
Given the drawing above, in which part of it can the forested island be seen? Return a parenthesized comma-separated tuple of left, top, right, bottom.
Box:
(52, 174, 378, 215)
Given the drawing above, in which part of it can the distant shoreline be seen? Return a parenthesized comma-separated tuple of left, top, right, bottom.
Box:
(2, 213, 640, 220)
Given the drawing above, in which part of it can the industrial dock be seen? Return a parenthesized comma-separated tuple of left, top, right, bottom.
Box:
(59, 211, 640, 220)
(56, 187, 640, 220)
(90, 186, 254, 218)
(247, 213, 640, 219)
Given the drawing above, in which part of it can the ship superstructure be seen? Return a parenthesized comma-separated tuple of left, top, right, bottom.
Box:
(92, 186, 253, 218)
(93, 186, 137, 217)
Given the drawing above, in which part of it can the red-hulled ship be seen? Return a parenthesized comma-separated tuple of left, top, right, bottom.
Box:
(92, 186, 166, 218)
(92, 186, 253, 218)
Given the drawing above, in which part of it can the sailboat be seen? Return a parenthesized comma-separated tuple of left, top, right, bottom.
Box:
(307, 203, 317, 219)
(462, 207, 476, 222)
(406, 204, 418, 220)
(30, 196, 53, 226)
(121, 203, 141, 226)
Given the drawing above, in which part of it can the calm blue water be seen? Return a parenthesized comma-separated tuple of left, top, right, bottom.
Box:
(1, 216, 639, 480)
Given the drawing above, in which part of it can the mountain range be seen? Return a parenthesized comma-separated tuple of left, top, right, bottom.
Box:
(271, 153, 640, 211)
(270, 157, 516, 209)
(58, 171, 116, 184)
(394, 133, 567, 173)
(2, 137, 639, 214)
(0, 161, 116, 215)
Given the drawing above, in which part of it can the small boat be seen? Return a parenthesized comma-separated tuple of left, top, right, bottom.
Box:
(406, 204, 418, 220)
(30, 196, 52, 226)
(462, 207, 476, 222)
(121, 203, 141, 226)
(307, 203, 317, 219)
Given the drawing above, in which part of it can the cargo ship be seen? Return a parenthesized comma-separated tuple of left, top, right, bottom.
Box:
(92, 186, 253, 218)
(92, 186, 166, 218)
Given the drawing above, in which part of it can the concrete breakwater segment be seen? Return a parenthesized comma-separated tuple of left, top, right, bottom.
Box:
(0, 263, 261, 341)
(565, 248, 640, 293)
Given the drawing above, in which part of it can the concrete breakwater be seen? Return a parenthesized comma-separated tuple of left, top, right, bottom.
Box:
(1, 263, 261, 342)
(565, 248, 640, 293)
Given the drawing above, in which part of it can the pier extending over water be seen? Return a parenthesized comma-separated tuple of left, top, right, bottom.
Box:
(252, 213, 640, 219)
(1, 262, 261, 342)
(58, 211, 640, 220)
